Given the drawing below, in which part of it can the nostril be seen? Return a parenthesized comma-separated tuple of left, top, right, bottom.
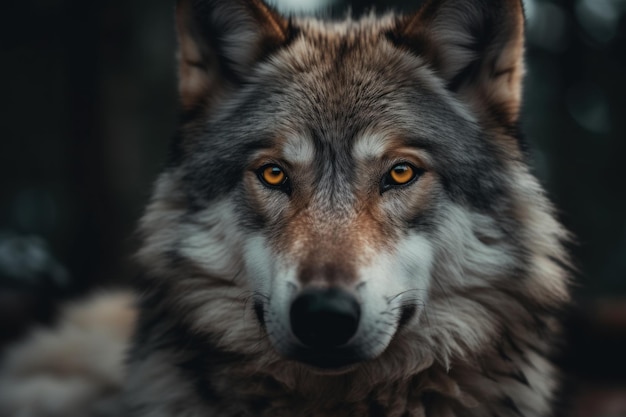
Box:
(290, 288, 361, 348)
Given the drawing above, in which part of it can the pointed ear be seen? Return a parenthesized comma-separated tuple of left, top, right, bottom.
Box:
(390, 0, 525, 126)
(176, 0, 291, 111)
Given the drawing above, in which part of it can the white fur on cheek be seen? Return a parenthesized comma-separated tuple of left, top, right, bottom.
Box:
(178, 200, 246, 280)
(242, 235, 275, 297)
(352, 233, 435, 358)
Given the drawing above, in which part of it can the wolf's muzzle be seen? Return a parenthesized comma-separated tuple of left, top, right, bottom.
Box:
(290, 288, 360, 349)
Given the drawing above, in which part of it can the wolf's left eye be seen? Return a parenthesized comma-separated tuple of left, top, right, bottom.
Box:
(381, 163, 421, 192)
(257, 164, 290, 192)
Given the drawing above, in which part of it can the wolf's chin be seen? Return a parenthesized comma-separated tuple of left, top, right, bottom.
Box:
(299, 362, 361, 376)
(285, 350, 371, 375)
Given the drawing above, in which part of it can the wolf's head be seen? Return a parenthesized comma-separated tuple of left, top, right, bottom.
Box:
(138, 0, 569, 376)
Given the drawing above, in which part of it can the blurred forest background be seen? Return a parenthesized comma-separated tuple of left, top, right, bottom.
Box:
(0, 0, 625, 415)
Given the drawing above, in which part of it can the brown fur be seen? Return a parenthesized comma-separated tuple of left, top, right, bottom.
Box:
(0, 1, 570, 416)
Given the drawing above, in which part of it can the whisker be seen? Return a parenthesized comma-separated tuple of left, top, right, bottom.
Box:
(385, 288, 428, 304)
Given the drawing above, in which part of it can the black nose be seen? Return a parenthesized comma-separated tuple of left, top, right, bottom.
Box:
(290, 288, 361, 348)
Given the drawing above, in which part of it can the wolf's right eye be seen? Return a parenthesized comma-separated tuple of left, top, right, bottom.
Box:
(257, 164, 290, 192)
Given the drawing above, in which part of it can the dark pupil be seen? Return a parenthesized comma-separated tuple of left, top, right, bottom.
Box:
(270, 167, 282, 176)
(394, 165, 407, 174)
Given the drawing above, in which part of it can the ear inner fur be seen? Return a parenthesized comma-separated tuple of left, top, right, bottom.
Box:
(175, 0, 291, 111)
(389, 0, 525, 128)
(246, 0, 290, 45)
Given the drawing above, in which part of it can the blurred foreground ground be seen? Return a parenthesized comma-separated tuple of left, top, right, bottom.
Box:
(561, 300, 626, 416)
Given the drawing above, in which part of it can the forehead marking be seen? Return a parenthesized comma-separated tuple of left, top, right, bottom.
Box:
(281, 134, 315, 165)
(352, 132, 390, 162)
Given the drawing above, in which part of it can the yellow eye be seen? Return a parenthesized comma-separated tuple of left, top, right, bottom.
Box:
(389, 164, 415, 185)
(261, 165, 286, 186)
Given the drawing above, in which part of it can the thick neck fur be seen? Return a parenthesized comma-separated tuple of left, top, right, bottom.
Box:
(125, 288, 560, 417)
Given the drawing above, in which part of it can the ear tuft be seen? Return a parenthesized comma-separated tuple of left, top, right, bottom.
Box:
(176, 0, 291, 111)
(391, 0, 525, 126)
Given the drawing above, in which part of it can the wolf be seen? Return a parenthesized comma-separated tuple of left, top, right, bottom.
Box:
(0, 0, 572, 416)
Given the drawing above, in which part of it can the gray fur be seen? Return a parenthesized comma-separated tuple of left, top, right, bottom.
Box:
(0, 1, 570, 416)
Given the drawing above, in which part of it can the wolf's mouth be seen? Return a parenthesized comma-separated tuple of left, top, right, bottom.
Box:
(253, 300, 266, 327)
(287, 346, 366, 370)
(397, 304, 417, 329)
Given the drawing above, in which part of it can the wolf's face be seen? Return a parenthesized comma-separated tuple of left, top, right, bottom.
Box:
(138, 0, 569, 374)
(235, 46, 444, 367)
